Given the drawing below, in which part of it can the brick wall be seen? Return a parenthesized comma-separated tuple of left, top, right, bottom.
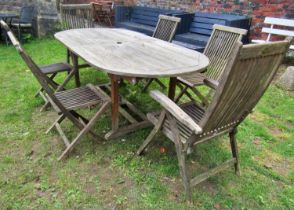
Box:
(1, 0, 293, 39)
(59, 0, 294, 40)
(135, 0, 294, 40)
(198, 0, 293, 40)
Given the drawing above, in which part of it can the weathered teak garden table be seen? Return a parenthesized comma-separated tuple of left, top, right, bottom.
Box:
(55, 28, 209, 139)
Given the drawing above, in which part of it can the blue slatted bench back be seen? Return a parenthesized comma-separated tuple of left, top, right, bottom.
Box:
(189, 12, 247, 35)
(130, 7, 174, 27)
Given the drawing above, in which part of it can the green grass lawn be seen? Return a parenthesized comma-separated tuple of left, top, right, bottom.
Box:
(0, 38, 293, 210)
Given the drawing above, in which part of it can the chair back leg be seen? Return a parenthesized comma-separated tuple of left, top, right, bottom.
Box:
(136, 111, 166, 155)
(229, 128, 241, 176)
(166, 113, 192, 201)
(175, 145, 192, 201)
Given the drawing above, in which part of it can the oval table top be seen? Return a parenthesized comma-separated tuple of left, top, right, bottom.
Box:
(55, 28, 209, 78)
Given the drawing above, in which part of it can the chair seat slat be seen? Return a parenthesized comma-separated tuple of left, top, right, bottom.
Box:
(55, 86, 104, 110)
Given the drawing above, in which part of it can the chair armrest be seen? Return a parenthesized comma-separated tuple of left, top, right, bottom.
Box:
(150, 90, 202, 134)
(203, 78, 219, 89)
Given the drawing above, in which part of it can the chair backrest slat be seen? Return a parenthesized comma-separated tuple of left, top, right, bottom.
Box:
(204, 24, 247, 81)
(264, 17, 294, 28)
(200, 40, 290, 133)
(19, 6, 35, 23)
(60, 3, 94, 29)
(262, 27, 294, 37)
(152, 15, 181, 42)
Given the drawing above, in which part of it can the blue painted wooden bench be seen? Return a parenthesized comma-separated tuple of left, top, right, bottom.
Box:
(173, 12, 251, 52)
(115, 6, 186, 36)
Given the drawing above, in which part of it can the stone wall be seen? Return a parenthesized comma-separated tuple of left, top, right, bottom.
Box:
(0, 0, 26, 12)
(0, 0, 59, 37)
(0, 0, 59, 16)
(36, 0, 59, 37)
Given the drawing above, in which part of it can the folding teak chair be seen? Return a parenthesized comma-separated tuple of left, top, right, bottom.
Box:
(60, 3, 94, 86)
(137, 39, 290, 201)
(92, 2, 113, 26)
(6, 26, 111, 160)
(142, 15, 181, 91)
(10, 6, 35, 42)
(175, 25, 247, 106)
(60, 3, 94, 30)
(0, 20, 73, 111)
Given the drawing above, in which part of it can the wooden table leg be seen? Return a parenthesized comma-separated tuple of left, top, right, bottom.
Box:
(104, 75, 152, 140)
(168, 77, 177, 100)
(71, 52, 80, 87)
(66, 48, 71, 64)
(110, 74, 119, 131)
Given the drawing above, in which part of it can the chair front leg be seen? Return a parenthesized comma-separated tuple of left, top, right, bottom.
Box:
(229, 128, 241, 176)
(142, 78, 166, 92)
(70, 52, 80, 87)
(35, 73, 57, 98)
(46, 114, 66, 134)
(66, 49, 71, 64)
(142, 78, 154, 92)
(70, 110, 105, 142)
(191, 86, 209, 107)
(154, 78, 166, 89)
(175, 83, 188, 103)
(137, 110, 166, 155)
(175, 83, 196, 103)
(107, 15, 112, 26)
(55, 67, 77, 92)
(206, 89, 215, 102)
(58, 102, 110, 161)
(17, 25, 21, 42)
(175, 144, 192, 201)
(167, 113, 192, 201)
